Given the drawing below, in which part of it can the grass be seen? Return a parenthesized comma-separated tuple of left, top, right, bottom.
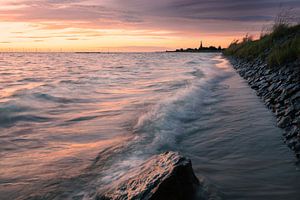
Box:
(224, 24, 300, 67)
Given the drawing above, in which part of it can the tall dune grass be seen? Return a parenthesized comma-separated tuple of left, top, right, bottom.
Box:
(224, 22, 300, 67)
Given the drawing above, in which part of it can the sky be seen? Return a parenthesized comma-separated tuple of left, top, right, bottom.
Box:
(0, 0, 299, 52)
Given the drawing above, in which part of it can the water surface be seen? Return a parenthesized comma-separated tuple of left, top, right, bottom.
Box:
(0, 52, 299, 199)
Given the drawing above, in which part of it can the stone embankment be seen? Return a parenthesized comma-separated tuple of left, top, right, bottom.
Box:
(230, 58, 300, 157)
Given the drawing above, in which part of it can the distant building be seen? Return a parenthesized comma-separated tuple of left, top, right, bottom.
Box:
(199, 41, 203, 49)
(169, 40, 223, 53)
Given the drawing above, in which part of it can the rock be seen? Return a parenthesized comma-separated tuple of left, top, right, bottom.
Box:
(292, 91, 300, 102)
(268, 82, 279, 92)
(265, 69, 271, 75)
(278, 116, 292, 128)
(279, 74, 288, 81)
(278, 90, 288, 102)
(287, 139, 297, 149)
(286, 126, 299, 139)
(284, 105, 295, 116)
(294, 101, 300, 111)
(251, 84, 259, 90)
(96, 152, 217, 200)
(292, 117, 300, 126)
(229, 57, 300, 157)
(275, 108, 285, 117)
(294, 143, 300, 152)
(268, 73, 278, 81)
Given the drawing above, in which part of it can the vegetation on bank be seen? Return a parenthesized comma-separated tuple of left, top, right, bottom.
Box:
(224, 23, 300, 67)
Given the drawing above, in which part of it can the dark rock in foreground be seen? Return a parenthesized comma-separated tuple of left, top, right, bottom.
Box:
(97, 151, 219, 200)
(228, 57, 300, 157)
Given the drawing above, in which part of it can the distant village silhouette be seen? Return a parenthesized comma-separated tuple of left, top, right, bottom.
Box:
(167, 41, 223, 52)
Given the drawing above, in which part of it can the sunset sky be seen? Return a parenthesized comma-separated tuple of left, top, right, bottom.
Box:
(0, 0, 299, 52)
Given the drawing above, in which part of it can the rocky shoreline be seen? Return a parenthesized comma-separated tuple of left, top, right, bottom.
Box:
(229, 58, 300, 157)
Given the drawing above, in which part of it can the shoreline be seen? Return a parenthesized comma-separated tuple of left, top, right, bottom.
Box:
(228, 57, 300, 157)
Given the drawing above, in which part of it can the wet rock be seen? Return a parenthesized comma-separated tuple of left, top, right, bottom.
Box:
(278, 90, 288, 102)
(294, 102, 300, 112)
(292, 117, 300, 126)
(278, 115, 292, 128)
(251, 84, 259, 90)
(268, 83, 279, 92)
(285, 106, 295, 117)
(97, 152, 218, 200)
(292, 91, 300, 102)
(275, 108, 285, 117)
(286, 126, 299, 140)
(295, 142, 300, 154)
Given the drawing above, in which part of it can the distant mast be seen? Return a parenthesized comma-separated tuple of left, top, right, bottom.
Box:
(199, 41, 203, 49)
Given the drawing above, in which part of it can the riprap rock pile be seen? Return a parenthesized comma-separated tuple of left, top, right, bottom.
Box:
(230, 58, 300, 157)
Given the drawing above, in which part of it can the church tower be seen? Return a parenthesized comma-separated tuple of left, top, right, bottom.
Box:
(199, 41, 203, 49)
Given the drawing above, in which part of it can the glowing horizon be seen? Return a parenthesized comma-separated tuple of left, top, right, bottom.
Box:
(0, 0, 299, 52)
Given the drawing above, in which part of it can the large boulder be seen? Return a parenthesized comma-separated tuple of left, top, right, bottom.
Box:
(96, 152, 218, 200)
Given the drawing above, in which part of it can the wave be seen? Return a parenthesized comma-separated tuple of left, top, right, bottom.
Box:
(133, 80, 209, 151)
(189, 68, 205, 78)
(0, 101, 52, 128)
(1, 53, 230, 200)
(86, 65, 228, 185)
(33, 93, 91, 104)
(86, 58, 232, 178)
(0, 113, 51, 128)
(67, 115, 99, 122)
(63, 74, 227, 199)
(18, 77, 44, 82)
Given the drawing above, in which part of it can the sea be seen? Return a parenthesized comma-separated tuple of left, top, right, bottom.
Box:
(0, 52, 300, 200)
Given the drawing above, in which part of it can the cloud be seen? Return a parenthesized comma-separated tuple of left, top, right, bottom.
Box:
(66, 38, 79, 40)
(0, 1, 143, 25)
(0, 0, 299, 49)
(2, 0, 300, 24)
(11, 31, 24, 34)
